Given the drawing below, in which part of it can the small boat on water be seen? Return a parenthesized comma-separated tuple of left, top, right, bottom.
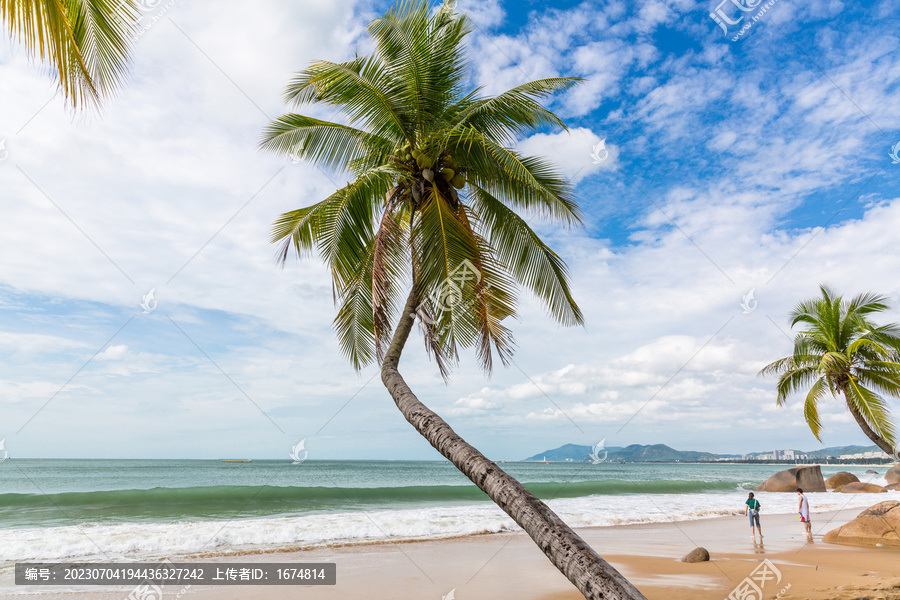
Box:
(221, 459, 252, 463)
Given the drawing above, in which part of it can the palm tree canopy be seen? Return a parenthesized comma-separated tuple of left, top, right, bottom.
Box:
(261, 0, 584, 376)
(759, 284, 900, 449)
(2, 0, 138, 109)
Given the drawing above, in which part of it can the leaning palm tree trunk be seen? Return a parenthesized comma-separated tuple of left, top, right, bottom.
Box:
(381, 290, 646, 600)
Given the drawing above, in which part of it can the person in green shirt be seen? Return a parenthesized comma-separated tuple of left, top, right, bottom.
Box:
(745, 492, 762, 542)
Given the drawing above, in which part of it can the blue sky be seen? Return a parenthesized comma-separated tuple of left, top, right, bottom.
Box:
(1, 0, 899, 460)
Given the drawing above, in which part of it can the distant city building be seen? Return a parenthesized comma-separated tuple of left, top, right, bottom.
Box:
(770, 449, 796, 460)
(839, 451, 891, 460)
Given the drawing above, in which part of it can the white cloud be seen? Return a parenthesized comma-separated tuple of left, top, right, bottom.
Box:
(98, 344, 128, 360)
(517, 127, 619, 184)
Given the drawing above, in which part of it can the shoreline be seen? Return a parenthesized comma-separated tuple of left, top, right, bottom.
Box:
(2, 507, 898, 599)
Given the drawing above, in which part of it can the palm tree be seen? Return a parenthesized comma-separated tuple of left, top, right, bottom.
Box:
(2, 0, 138, 110)
(260, 2, 644, 598)
(760, 285, 900, 455)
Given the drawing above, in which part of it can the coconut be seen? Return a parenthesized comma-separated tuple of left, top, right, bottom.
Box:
(451, 174, 465, 189)
(416, 155, 428, 168)
(441, 168, 455, 181)
(444, 156, 456, 169)
(422, 169, 435, 182)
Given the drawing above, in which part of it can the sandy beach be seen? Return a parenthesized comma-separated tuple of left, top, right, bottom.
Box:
(3, 505, 898, 600)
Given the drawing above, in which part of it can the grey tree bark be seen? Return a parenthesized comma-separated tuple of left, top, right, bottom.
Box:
(380, 289, 647, 600)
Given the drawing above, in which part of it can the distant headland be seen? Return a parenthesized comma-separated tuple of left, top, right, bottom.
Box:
(523, 443, 895, 465)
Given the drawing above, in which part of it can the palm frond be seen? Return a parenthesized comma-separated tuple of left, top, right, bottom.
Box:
(456, 204, 517, 372)
(411, 185, 481, 361)
(773, 365, 820, 405)
(270, 198, 337, 264)
(370, 0, 470, 131)
(372, 207, 409, 360)
(260, 114, 392, 173)
(318, 167, 394, 288)
(847, 291, 890, 316)
(845, 378, 898, 450)
(853, 367, 900, 399)
(803, 377, 828, 441)
(333, 239, 378, 370)
(2, 0, 138, 109)
(451, 77, 581, 143)
(470, 186, 582, 326)
(447, 126, 581, 223)
(283, 57, 411, 140)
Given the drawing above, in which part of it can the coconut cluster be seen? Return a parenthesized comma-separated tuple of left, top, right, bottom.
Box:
(394, 141, 466, 191)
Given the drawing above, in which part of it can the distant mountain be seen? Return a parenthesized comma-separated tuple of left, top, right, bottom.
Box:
(523, 443, 716, 463)
(523, 443, 886, 462)
(612, 444, 720, 462)
(523, 443, 623, 462)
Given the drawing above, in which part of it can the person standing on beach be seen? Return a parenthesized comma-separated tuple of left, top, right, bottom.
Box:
(797, 488, 812, 541)
(745, 492, 762, 542)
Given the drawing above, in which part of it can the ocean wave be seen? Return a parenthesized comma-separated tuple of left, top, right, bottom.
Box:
(0, 479, 752, 527)
(0, 489, 892, 563)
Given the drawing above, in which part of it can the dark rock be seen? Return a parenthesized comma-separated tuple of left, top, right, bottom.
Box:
(681, 547, 710, 563)
(840, 482, 887, 494)
(826, 472, 860, 490)
(755, 465, 826, 493)
(886, 464, 900, 485)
